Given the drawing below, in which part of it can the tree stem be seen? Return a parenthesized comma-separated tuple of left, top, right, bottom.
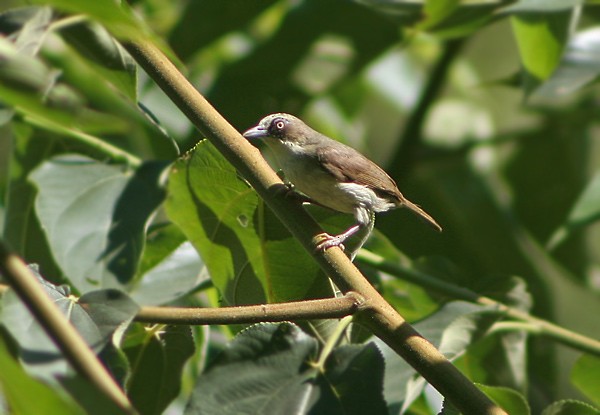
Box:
(0, 242, 135, 414)
(122, 38, 506, 415)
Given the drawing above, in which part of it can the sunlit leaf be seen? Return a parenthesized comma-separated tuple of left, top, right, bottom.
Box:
(534, 27, 600, 98)
(0, 335, 85, 415)
(476, 384, 530, 415)
(571, 354, 600, 406)
(30, 155, 168, 292)
(511, 11, 571, 92)
(165, 140, 333, 305)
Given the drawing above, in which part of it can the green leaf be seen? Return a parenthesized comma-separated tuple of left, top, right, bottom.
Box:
(0, 6, 53, 56)
(0, 334, 85, 415)
(3, 123, 63, 280)
(533, 27, 600, 98)
(541, 400, 600, 415)
(125, 325, 195, 415)
(421, 0, 460, 29)
(165, 140, 332, 305)
(571, 354, 600, 406)
(1, 268, 139, 379)
(0, 35, 56, 94)
(510, 11, 572, 92)
(548, 170, 600, 250)
(476, 384, 530, 415)
(27, 0, 147, 43)
(377, 301, 496, 411)
(131, 224, 207, 306)
(59, 375, 130, 415)
(30, 156, 168, 292)
(363, 232, 439, 322)
(502, 0, 583, 13)
(59, 21, 137, 101)
(317, 343, 387, 415)
(185, 323, 386, 415)
(0, 36, 81, 128)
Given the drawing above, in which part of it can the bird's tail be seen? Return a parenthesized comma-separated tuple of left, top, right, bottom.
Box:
(402, 199, 442, 232)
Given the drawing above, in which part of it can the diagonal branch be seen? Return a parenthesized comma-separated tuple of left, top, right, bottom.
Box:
(121, 39, 506, 415)
(0, 242, 135, 414)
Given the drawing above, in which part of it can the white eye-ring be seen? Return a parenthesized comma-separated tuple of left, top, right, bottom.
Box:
(275, 121, 285, 130)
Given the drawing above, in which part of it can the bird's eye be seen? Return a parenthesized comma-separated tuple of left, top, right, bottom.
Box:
(275, 121, 285, 130)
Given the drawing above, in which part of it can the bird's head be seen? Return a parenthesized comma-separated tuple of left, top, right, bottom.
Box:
(243, 113, 310, 143)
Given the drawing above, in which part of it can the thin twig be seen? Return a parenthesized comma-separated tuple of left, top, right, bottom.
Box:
(135, 293, 364, 325)
(356, 249, 600, 357)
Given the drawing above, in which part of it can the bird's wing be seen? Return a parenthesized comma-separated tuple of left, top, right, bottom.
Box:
(316, 143, 401, 199)
(316, 143, 442, 231)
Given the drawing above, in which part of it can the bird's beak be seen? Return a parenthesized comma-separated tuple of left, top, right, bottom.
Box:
(242, 125, 268, 139)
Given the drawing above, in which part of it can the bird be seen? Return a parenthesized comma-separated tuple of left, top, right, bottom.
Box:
(243, 113, 441, 258)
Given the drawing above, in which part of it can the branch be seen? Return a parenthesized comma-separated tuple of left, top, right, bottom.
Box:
(0, 242, 136, 414)
(135, 293, 364, 325)
(122, 39, 506, 415)
(356, 249, 600, 357)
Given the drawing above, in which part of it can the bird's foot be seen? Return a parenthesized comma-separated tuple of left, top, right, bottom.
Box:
(314, 233, 346, 252)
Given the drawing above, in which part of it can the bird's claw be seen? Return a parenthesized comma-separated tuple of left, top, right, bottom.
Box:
(314, 233, 346, 252)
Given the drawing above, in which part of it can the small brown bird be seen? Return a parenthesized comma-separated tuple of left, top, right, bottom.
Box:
(243, 113, 441, 256)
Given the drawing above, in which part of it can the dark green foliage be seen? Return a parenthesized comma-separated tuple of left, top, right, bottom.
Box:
(0, 1, 599, 414)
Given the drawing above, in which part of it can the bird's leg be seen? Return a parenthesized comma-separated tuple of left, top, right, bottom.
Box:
(348, 209, 375, 261)
(314, 207, 375, 261)
(314, 224, 361, 252)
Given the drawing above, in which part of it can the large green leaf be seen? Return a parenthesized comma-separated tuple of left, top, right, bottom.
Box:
(571, 354, 600, 406)
(0, 334, 85, 415)
(185, 322, 386, 415)
(361, 231, 439, 323)
(30, 155, 168, 293)
(59, 21, 137, 101)
(130, 223, 207, 306)
(3, 123, 63, 280)
(0, 6, 53, 56)
(0, 267, 139, 379)
(124, 324, 195, 415)
(377, 301, 496, 412)
(476, 384, 530, 415)
(165, 140, 333, 305)
(534, 27, 600, 99)
(0, 34, 83, 129)
(27, 0, 147, 43)
(541, 400, 600, 415)
(511, 11, 572, 92)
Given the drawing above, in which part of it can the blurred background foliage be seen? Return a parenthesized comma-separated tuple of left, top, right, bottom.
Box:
(1, 0, 600, 414)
